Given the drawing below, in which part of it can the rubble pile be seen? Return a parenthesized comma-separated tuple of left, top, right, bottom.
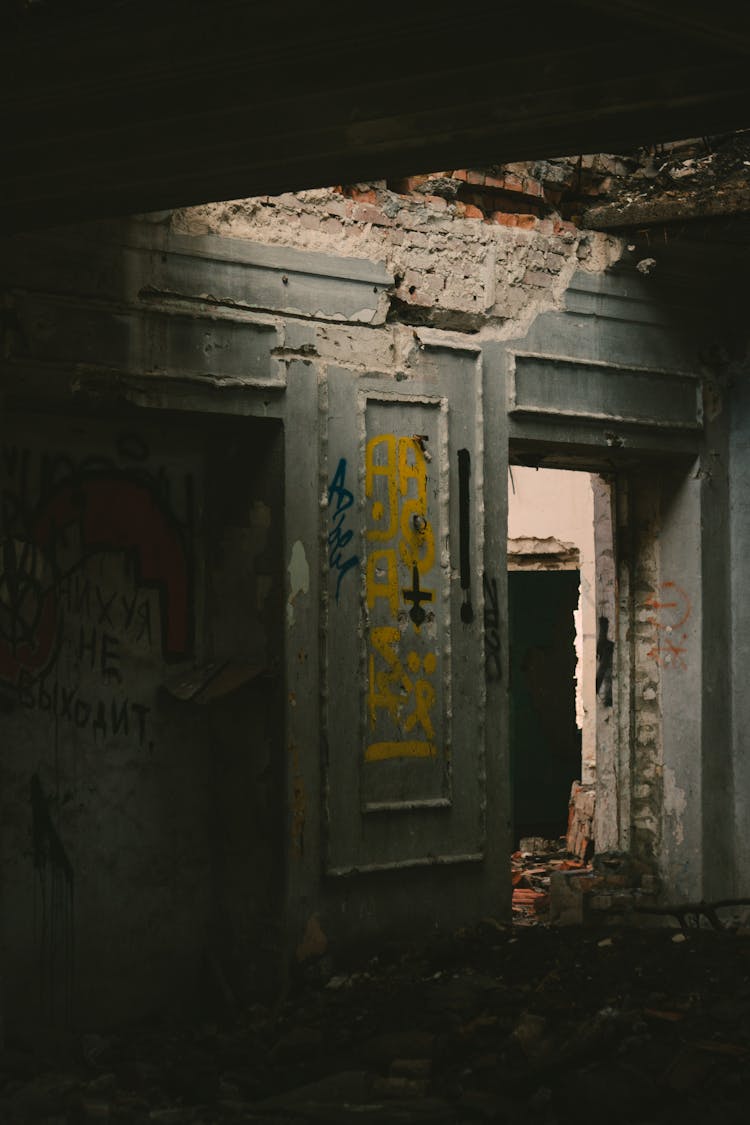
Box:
(2, 922, 750, 1123)
(511, 838, 588, 924)
(580, 132, 750, 211)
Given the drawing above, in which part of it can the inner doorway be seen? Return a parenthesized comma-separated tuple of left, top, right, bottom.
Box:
(507, 465, 613, 865)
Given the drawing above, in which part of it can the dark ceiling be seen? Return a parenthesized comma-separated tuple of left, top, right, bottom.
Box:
(2, 0, 749, 231)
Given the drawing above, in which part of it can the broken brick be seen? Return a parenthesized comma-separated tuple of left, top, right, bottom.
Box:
(351, 202, 392, 226)
(491, 211, 538, 230)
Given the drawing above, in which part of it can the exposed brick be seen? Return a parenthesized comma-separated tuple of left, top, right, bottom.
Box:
(491, 211, 537, 230)
(553, 219, 579, 235)
(502, 172, 525, 193)
(488, 193, 543, 215)
(421, 193, 447, 210)
(523, 269, 556, 288)
(483, 172, 506, 190)
(352, 203, 392, 226)
(466, 170, 485, 185)
(523, 179, 544, 199)
(404, 250, 436, 271)
(391, 174, 431, 194)
(395, 209, 429, 230)
(462, 204, 484, 219)
(545, 251, 567, 271)
(400, 271, 445, 303)
(401, 268, 422, 290)
(452, 169, 469, 181)
(323, 198, 349, 217)
(346, 187, 379, 204)
(319, 217, 344, 236)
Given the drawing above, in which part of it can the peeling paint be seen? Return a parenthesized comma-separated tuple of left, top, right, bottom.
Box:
(172, 184, 623, 346)
(663, 764, 687, 846)
(286, 539, 310, 627)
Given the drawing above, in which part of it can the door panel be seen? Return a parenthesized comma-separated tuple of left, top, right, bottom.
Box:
(323, 344, 500, 874)
(361, 398, 449, 809)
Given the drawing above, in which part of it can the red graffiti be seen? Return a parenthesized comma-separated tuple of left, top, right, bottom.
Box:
(644, 581, 691, 670)
(0, 475, 191, 687)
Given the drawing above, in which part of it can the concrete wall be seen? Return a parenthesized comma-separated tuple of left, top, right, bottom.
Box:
(0, 409, 284, 1030)
(0, 183, 745, 1030)
(730, 366, 750, 898)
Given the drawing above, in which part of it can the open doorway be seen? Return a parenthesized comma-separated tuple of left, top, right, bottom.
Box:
(507, 465, 614, 918)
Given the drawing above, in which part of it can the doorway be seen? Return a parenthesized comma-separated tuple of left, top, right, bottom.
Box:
(507, 465, 612, 864)
(509, 567, 582, 843)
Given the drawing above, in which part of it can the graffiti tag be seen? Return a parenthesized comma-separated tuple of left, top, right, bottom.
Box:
(644, 581, 691, 670)
(364, 434, 438, 762)
(327, 458, 359, 604)
(483, 573, 501, 682)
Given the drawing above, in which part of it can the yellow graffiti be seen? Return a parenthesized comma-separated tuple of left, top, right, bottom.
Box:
(403, 650, 436, 739)
(368, 626, 405, 725)
(366, 548, 399, 617)
(366, 436, 434, 574)
(368, 630, 437, 741)
(364, 432, 438, 762)
(365, 434, 398, 540)
(398, 438, 434, 573)
(365, 740, 436, 762)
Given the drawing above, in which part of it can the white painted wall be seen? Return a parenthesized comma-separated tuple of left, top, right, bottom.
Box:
(508, 466, 597, 782)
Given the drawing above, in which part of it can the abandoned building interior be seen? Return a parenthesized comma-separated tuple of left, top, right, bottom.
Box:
(2, 1, 750, 1120)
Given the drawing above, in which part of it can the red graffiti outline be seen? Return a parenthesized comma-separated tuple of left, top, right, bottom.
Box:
(0, 474, 191, 687)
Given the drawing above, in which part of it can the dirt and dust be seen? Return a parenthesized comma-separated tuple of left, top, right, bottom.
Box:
(1, 913, 749, 1124)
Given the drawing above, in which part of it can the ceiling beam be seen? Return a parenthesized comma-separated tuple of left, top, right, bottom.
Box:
(1, 3, 749, 230)
(574, 1, 750, 56)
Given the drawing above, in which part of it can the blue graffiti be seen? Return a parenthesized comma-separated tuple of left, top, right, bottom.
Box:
(328, 458, 359, 603)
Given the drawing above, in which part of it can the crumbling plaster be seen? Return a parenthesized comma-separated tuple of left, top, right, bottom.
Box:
(171, 185, 623, 340)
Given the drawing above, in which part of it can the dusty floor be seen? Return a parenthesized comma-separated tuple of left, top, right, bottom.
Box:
(2, 913, 750, 1124)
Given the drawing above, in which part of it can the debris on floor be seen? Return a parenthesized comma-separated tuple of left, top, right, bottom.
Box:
(512, 837, 589, 923)
(2, 921, 750, 1123)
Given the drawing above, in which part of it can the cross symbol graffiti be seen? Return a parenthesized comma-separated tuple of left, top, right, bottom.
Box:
(403, 563, 433, 627)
